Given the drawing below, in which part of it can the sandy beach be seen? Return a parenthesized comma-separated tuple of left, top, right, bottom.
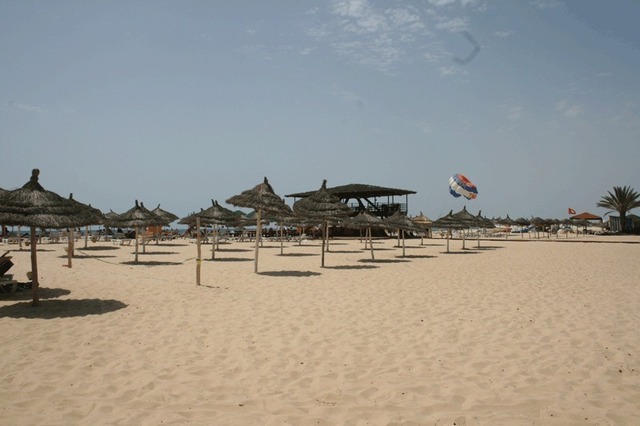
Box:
(1, 234, 639, 425)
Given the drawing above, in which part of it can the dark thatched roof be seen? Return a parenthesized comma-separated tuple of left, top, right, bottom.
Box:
(226, 177, 290, 215)
(341, 210, 385, 229)
(106, 201, 167, 228)
(384, 210, 424, 232)
(0, 169, 100, 228)
(293, 180, 351, 222)
(286, 183, 416, 199)
(151, 204, 179, 223)
(196, 200, 238, 225)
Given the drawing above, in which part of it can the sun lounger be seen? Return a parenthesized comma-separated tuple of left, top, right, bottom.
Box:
(0, 252, 18, 295)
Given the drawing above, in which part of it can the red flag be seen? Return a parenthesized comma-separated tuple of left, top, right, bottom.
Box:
(568, 208, 576, 215)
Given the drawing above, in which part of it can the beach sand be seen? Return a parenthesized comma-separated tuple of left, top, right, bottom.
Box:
(1, 234, 639, 425)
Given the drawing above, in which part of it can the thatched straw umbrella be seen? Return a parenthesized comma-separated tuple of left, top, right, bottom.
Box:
(0, 169, 97, 305)
(511, 217, 529, 239)
(384, 210, 423, 257)
(105, 201, 167, 263)
(293, 180, 352, 267)
(65, 193, 103, 265)
(196, 200, 237, 259)
(226, 177, 290, 273)
(450, 206, 478, 249)
(149, 204, 178, 243)
(411, 211, 432, 244)
(342, 210, 384, 260)
(431, 210, 463, 253)
(474, 210, 495, 247)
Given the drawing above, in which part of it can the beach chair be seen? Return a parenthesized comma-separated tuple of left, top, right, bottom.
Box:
(0, 252, 18, 295)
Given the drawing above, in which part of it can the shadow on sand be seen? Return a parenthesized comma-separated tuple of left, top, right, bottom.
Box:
(258, 270, 322, 277)
(278, 253, 317, 257)
(358, 258, 411, 264)
(324, 264, 379, 270)
(0, 298, 128, 319)
(0, 286, 71, 302)
(77, 246, 121, 251)
(121, 260, 184, 266)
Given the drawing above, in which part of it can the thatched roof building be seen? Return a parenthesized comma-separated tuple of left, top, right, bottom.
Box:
(286, 183, 416, 218)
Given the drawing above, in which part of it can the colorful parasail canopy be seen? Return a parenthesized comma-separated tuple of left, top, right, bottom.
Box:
(449, 174, 478, 200)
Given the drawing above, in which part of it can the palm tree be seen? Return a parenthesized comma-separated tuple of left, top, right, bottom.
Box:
(597, 186, 640, 233)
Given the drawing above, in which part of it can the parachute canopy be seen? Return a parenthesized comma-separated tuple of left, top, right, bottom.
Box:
(449, 174, 478, 200)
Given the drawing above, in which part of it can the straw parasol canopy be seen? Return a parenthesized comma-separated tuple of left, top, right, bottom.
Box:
(226, 177, 290, 273)
(383, 210, 423, 257)
(411, 211, 433, 244)
(0, 169, 98, 305)
(196, 200, 238, 259)
(151, 204, 179, 224)
(430, 210, 466, 253)
(342, 210, 385, 260)
(293, 179, 352, 267)
(106, 201, 167, 263)
(411, 211, 432, 228)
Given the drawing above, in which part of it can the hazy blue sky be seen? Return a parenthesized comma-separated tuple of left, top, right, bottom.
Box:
(1, 0, 639, 220)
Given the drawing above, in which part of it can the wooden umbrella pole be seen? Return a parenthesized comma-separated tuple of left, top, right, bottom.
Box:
(18, 225, 23, 250)
(280, 222, 284, 256)
(321, 221, 326, 267)
(402, 229, 406, 257)
(254, 209, 261, 273)
(211, 224, 216, 260)
(196, 217, 201, 285)
(369, 227, 374, 260)
(30, 226, 40, 306)
(134, 227, 140, 263)
(84, 225, 89, 249)
(325, 222, 330, 252)
(67, 228, 73, 268)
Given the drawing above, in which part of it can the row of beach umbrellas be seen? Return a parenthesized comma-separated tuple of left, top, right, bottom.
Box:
(1, 170, 593, 305)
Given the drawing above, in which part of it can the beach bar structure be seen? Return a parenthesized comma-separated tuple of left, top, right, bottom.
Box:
(286, 183, 416, 219)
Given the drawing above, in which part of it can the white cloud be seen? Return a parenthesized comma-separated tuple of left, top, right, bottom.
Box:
(435, 17, 469, 32)
(304, 0, 481, 73)
(556, 100, 583, 118)
(427, 0, 456, 6)
(14, 103, 45, 113)
(439, 65, 467, 76)
(417, 121, 433, 134)
(507, 106, 523, 120)
(494, 30, 513, 38)
(532, 0, 562, 9)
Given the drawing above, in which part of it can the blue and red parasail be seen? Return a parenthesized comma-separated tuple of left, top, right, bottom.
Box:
(448, 174, 478, 200)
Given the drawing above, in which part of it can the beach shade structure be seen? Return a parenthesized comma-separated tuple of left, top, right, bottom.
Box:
(411, 211, 432, 244)
(293, 179, 352, 267)
(226, 177, 291, 273)
(196, 200, 238, 259)
(450, 206, 478, 249)
(513, 217, 530, 239)
(342, 210, 385, 260)
(105, 201, 167, 263)
(144, 204, 178, 244)
(569, 212, 602, 236)
(570, 211, 602, 221)
(383, 210, 424, 257)
(151, 204, 179, 224)
(431, 210, 465, 253)
(530, 217, 548, 239)
(0, 169, 98, 305)
(474, 210, 495, 247)
(65, 193, 104, 265)
(497, 215, 520, 239)
(265, 205, 294, 255)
